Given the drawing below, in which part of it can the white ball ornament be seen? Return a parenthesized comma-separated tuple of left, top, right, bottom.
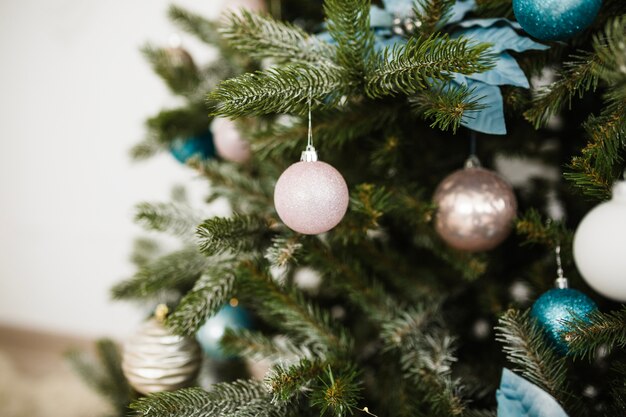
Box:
(210, 117, 251, 163)
(574, 181, 626, 302)
(274, 146, 349, 235)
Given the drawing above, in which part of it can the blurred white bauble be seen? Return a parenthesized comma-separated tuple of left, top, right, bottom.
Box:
(574, 181, 626, 302)
(220, 0, 267, 14)
(210, 117, 251, 163)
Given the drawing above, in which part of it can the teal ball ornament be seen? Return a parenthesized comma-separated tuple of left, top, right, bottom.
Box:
(531, 288, 597, 354)
(170, 130, 215, 163)
(512, 0, 602, 41)
(196, 303, 252, 359)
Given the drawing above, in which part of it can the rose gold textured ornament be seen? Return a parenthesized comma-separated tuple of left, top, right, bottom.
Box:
(433, 157, 517, 252)
(273, 106, 349, 235)
(122, 305, 201, 394)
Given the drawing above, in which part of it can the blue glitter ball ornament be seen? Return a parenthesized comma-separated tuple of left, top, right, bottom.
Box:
(512, 0, 602, 41)
(169, 130, 215, 163)
(196, 303, 252, 359)
(530, 288, 597, 354)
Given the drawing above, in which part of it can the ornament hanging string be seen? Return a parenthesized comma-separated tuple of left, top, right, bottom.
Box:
(301, 98, 318, 162)
(554, 243, 568, 289)
(307, 99, 314, 150)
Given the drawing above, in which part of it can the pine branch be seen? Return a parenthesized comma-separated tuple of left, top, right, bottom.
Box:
(221, 328, 313, 363)
(380, 302, 442, 351)
(166, 268, 236, 335)
(515, 209, 572, 248)
(168, 5, 220, 45)
(524, 52, 601, 128)
(146, 104, 209, 144)
(111, 247, 210, 299)
(495, 310, 572, 405)
(310, 365, 362, 417)
(131, 380, 287, 417)
(208, 63, 349, 117)
(135, 202, 204, 239)
(221, 10, 335, 65)
(141, 45, 200, 96)
(324, 0, 374, 80)
(196, 214, 271, 256)
(266, 359, 327, 403)
(238, 261, 350, 356)
(366, 34, 494, 98)
(66, 339, 133, 416)
(564, 307, 626, 360)
(414, 0, 456, 36)
(265, 235, 304, 267)
(409, 84, 486, 133)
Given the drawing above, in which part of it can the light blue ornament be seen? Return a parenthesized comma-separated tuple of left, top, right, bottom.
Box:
(170, 130, 215, 163)
(512, 0, 602, 41)
(530, 288, 597, 354)
(497, 368, 569, 417)
(196, 304, 252, 359)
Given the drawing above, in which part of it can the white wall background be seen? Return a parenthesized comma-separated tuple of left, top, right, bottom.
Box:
(0, 0, 230, 338)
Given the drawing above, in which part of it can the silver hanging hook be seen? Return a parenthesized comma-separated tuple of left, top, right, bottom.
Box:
(554, 242, 569, 289)
(301, 97, 318, 162)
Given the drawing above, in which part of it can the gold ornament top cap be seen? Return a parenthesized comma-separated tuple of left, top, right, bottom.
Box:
(155, 304, 169, 322)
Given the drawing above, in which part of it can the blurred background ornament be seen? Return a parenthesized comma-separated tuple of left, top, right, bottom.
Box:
(433, 156, 517, 252)
(513, 0, 602, 41)
(122, 305, 201, 394)
(497, 368, 569, 417)
(170, 130, 216, 163)
(163, 45, 195, 70)
(210, 117, 251, 163)
(574, 180, 626, 302)
(196, 301, 252, 359)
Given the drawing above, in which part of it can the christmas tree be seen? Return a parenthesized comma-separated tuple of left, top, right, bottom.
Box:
(71, 1, 626, 416)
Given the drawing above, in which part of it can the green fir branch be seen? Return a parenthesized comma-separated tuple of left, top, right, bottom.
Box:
(409, 83, 486, 133)
(141, 45, 200, 96)
(166, 268, 236, 335)
(221, 10, 335, 65)
(413, 0, 456, 36)
(495, 310, 571, 404)
(131, 380, 286, 417)
(196, 214, 271, 256)
(66, 339, 133, 416)
(515, 209, 572, 248)
(310, 365, 362, 417)
(135, 201, 204, 238)
(208, 63, 349, 117)
(324, 0, 374, 80)
(564, 307, 626, 360)
(221, 328, 313, 363)
(366, 34, 494, 98)
(266, 359, 327, 403)
(168, 5, 221, 45)
(146, 104, 210, 144)
(111, 247, 210, 299)
(265, 235, 304, 267)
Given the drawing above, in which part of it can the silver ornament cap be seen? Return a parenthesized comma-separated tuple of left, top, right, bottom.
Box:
(122, 305, 202, 394)
(433, 160, 517, 252)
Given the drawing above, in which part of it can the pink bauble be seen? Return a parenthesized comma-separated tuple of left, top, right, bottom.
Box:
(274, 161, 349, 235)
(220, 0, 267, 14)
(211, 117, 251, 163)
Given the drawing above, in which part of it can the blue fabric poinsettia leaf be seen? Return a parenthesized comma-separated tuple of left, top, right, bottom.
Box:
(382, 0, 419, 17)
(370, 5, 394, 28)
(448, 0, 476, 24)
(497, 369, 569, 417)
(455, 77, 507, 135)
(453, 25, 548, 53)
(457, 18, 522, 30)
(466, 52, 529, 88)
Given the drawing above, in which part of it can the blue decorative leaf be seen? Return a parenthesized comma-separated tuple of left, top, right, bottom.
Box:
(458, 18, 522, 30)
(497, 369, 569, 417)
(453, 76, 507, 135)
(466, 52, 529, 88)
(448, 0, 476, 24)
(370, 5, 394, 28)
(453, 25, 548, 53)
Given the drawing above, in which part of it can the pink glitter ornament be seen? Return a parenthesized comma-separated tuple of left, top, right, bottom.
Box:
(274, 147, 349, 235)
(211, 117, 251, 163)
